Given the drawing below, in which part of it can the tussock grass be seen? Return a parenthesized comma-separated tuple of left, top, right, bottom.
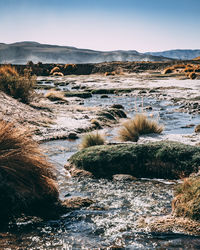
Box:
(118, 114, 163, 142)
(53, 72, 64, 76)
(172, 176, 200, 221)
(45, 90, 66, 102)
(80, 132, 105, 149)
(163, 67, 173, 74)
(189, 72, 196, 79)
(0, 65, 36, 103)
(0, 120, 59, 223)
(50, 66, 60, 75)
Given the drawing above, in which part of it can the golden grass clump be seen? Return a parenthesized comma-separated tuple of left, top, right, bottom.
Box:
(163, 67, 173, 74)
(189, 72, 196, 80)
(0, 65, 19, 77)
(53, 72, 64, 76)
(79, 132, 105, 149)
(0, 120, 59, 223)
(118, 114, 163, 142)
(50, 66, 60, 75)
(45, 90, 66, 102)
(0, 65, 36, 103)
(172, 177, 200, 221)
(105, 71, 116, 76)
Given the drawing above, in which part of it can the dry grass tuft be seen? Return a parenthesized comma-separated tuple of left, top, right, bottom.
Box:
(0, 65, 19, 77)
(53, 72, 64, 76)
(172, 176, 200, 221)
(50, 66, 60, 75)
(0, 120, 59, 223)
(163, 67, 173, 74)
(79, 132, 105, 149)
(45, 90, 67, 102)
(0, 65, 36, 103)
(189, 72, 196, 79)
(105, 71, 116, 76)
(118, 114, 163, 142)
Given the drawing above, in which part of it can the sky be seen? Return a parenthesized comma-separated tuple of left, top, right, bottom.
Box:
(0, 0, 200, 52)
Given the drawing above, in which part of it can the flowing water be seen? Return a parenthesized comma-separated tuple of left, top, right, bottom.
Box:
(2, 79, 200, 249)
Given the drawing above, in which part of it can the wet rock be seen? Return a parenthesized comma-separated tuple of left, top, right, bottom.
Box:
(68, 132, 79, 140)
(138, 90, 147, 94)
(110, 104, 124, 109)
(145, 215, 200, 236)
(180, 124, 195, 128)
(113, 174, 137, 181)
(61, 197, 94, 210)
(65, 163, 93, 178)
(145, 106, 153, 110)
(101, 95, 109, 98)
(64, 91, 92, 98)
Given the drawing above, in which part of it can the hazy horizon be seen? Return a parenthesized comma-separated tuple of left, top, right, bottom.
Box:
(1, 0, 200, 52)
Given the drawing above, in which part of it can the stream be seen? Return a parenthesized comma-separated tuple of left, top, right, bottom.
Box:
(2, 78, 200, 249)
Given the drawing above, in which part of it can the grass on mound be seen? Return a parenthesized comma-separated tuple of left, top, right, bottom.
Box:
(45, 90, 67, 102)
(69, 141, 200, 179)
(172, 176, 200, 221)
(79, 132, 105, 149)
(0, 120, 59, 223)
(118, 114, 163, 142)
(0, 65, 36, 103)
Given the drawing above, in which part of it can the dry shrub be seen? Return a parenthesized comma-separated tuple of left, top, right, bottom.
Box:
(0, 120, 59, 223)
(0, 65, 19, 77)
(163, 67, 173, 74)
(64, 64, 77, 74)
(172, 176, 200, 221)
(118, 114, 163, 142)
(189, 72, 196, 80)
(105, 71, 116, 76)
(45, 90, 66, 102)
(0, 65, 36, 103)
(195, 124, 200, 133)
(50, 66, 60, 75)
(53, 72, 64, 76)
(172, 64, 186, 69)
(80, 132, 105, 149)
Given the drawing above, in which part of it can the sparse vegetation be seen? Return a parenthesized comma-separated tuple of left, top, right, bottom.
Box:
(0, 65, 36, 103)
(50, 66, 60, 75)
(45, 90, 67, 102)
(105, 71, 116, 76)
(118, 114, 163, 142)
(195, 124, 200, 133)
(163, 67, 173, 74)
(0, 120, 59, 223)
(189, 72, 196, 79)
(53, 72, 64, 76)
(79, 132, 105, 149)
(172, 176, 200, 221)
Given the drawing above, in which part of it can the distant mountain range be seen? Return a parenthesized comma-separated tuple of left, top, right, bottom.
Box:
(0, 41, 199, 64)
(146, 50, 200, 60)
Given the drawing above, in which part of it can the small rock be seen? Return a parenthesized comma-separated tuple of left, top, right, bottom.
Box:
(113, 174, 137, 181)
(110, 104, 124, 109)
(101, 95, 109, 98)
(68, 132, 78, 140)
(62, 197, 94, 209)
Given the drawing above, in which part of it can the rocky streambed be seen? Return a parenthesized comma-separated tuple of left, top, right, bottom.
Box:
(1, 73, 200, 249)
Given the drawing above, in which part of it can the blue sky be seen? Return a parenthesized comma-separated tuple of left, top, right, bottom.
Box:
(0, 0, 200, 52)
